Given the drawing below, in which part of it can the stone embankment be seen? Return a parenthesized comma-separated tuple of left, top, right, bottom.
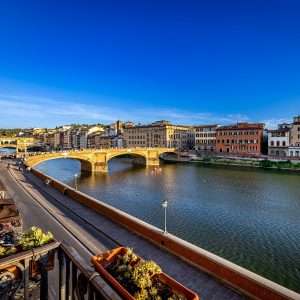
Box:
(162, 153, 300, 172)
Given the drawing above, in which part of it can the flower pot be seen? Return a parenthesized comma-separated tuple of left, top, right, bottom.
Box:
(91, 247, 199, 300)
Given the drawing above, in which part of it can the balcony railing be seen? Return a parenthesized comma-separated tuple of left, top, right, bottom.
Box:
(0, 241, 121, 300)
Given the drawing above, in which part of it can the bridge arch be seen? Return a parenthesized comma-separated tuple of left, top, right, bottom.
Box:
(25, 154, 93, 173)
(0, 145, 16, 149)
(107, 151, 147, 163)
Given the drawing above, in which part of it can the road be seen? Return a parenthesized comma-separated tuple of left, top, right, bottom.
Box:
(0, 160, 246, 300)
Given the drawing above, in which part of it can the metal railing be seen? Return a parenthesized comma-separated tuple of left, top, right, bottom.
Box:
(0, 242, 121, 300)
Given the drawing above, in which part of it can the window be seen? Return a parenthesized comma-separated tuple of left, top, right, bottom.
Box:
(276, 141, 280, 146)
(271, 141, 274, 146)
(283, 141, 286, 146)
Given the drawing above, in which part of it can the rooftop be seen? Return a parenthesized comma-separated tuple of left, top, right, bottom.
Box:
(217, 122, 265, 130)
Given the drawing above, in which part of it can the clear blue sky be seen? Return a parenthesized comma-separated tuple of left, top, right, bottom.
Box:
(0, 0, 299, 128)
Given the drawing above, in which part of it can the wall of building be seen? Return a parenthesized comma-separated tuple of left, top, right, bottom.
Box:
(194, 125, 218, 153)
(290, 117, 300, 147)
(123, 122, 193, 150)
(268, 130, 289, 157)
(216, 123, 264, 156)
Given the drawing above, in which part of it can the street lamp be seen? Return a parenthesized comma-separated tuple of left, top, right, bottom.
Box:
(161, 200, 168, 234)
(74, 173, 79, 190)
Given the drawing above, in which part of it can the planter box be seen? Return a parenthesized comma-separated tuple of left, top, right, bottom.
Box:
(0, 240, 57, 279)
(91, 247, 199, 300)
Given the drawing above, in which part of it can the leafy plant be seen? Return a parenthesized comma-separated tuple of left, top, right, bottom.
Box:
(107, 248, 187, 300)
(0, 245, 17, 257)
(18, 226, 53, 250)
(132, 261, 161, 289)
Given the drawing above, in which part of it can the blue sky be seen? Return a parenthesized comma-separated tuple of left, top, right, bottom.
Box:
(0, 0, 299, 128)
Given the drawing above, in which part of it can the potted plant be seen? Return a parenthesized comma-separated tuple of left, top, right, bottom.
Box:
(17, 226, 56, 278)
(91, 247, 199, 300)
(0, 227, 56, 278)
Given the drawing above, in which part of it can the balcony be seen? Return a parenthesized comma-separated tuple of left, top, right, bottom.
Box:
(0, 241, 120, 300)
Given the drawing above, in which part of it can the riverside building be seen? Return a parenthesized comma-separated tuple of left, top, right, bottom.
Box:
(123, 120, 194, 150)
(194, 125, 219, 153)
(288, 116, 300, 157)
(268, 123, 291, 157)
(216, 122, 265, 156)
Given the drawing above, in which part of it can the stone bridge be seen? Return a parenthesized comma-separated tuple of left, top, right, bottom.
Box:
(24, 147, 176, 173)
(0, 137, 38, 152)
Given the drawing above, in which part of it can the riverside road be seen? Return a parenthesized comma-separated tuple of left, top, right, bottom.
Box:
(0, 159, 246, 300)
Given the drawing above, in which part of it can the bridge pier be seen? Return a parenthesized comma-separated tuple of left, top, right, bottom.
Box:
(145, 157, 160, 167)
(92, 162, 108, 173)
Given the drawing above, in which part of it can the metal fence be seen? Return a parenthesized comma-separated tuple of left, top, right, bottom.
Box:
(0, 241, 121, 300)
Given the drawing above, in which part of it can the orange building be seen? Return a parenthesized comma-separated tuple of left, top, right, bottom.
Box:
(216, 123, 265, 156)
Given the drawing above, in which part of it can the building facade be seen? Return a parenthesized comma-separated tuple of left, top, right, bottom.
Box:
(288, 146, 300, 157)
(54, 131, 64, 150)
(290, 116, 300, 147)
(288, 116, 300, 157)
(194, 125, 218, 153)
(43, 132, 55, 150)
(268, 124, 291, 157)
(216, 123, 265, 155)
(123, 121, 193, 150)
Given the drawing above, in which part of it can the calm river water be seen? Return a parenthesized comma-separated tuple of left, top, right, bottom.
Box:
(36, 158, 300, 292)
(0, 147, 15, 154)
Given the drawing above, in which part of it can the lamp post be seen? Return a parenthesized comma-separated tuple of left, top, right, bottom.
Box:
(74, 173, 78, 190)
(161, 200, 168, 234)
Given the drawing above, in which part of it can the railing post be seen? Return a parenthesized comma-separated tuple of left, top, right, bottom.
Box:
(58, 248, 65, 300)
(71, 262, 78, 299)
(65, 255, 71, 300)
(23, 258, 30, 300)
(88, 282, 95, 300)
(39, 254, 49, 300)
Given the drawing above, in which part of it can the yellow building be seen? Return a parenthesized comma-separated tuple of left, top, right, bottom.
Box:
(123, 121, 194, 150)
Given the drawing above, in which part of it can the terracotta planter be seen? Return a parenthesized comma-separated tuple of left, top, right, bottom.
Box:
(91, 247, 199, 300)
(0, 265, 23, 298)
(0, 265, 22, 279)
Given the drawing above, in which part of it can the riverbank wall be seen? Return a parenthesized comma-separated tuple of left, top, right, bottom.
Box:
(162, 155, 300, 173)
(28, 167, 299, 300)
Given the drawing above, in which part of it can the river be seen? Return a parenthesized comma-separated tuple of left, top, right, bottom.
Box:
(0, 147, 16, 154)
(36, 158, 300, 292)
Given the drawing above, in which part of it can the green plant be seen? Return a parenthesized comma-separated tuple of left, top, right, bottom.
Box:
(107, 248, 187, 300)
(18, 226, 53, 250)
(132, 260, 162, 289)
(0, 245, 16, 257)
(259, 160, 273, 168)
